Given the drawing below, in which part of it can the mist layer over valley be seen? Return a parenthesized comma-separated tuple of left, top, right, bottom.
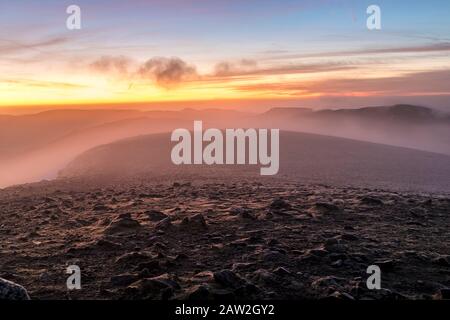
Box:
(1, 104, 449, 190)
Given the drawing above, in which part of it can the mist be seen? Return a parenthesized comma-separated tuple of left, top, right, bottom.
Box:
(0, 105, 449, 188)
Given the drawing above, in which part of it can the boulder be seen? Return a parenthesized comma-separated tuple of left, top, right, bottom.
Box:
(0, 278, 30, 300)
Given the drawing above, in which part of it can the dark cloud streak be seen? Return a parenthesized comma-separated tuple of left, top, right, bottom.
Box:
(0, 37, 69, 55)
(263, 43, 450, 61)
(232, 69, 450, 96)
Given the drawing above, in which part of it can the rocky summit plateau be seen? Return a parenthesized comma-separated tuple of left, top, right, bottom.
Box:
(0, 174, 448, 300)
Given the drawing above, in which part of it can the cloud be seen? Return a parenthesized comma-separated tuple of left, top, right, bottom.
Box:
(214, 59, 258, 76)
(232, 69, 450, 97)
(90, 55, 133, 74)
(210, 59, 355, 79)
(264, 43, 450, 60)
(2, 78, 88, 89)
(137, 57, 198, 89)
(0, 36, 69, 55)
(89, 55, 198, 89)
(88, 54, 358, 89)
(309, 70, 450, 96)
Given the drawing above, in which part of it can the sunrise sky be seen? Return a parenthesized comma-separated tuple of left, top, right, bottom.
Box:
(1, 0, 449, 110)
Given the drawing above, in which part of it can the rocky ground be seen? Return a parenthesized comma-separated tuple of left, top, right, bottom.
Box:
(0, 175, 449, 300)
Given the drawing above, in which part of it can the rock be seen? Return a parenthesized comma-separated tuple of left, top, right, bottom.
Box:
(266, 238, 280, 246)
(154, 217, 173, 230)
(370, 288, 407, 300)
(136, 260, 161, 271)
(273, 267, 292, 276)
(68, 238, 123, 254)
(361, 196, 384, 206)
(117, 212, 132, 219)
(94, 238, 123, 250)
(111, 274, 140, 286)
(115, 252, 150, 265)
(97, 217, 112, 226)
(247, 235, 263, 244)
(314, 202, 340, 213)
(341, 233, 359, 241)
(175, 253, 189, 261)
(186, 285, 210, 300)
(331, 259, 343, 267)
(326, 234, 346, 251)
(259, 212, 274, 220)
(349, 253, 369, 263)
(239, 210, 256, 220)
(190, 213, 207, 226)
(232, 262, 256, 271)
(234, 283, 261, 298)
(230, 207, 254, 219)
(191, 271, 215, 283)
(126, 279, 169, 299)
(328, 252, 348, 263)
(181, 214, 207, 229)
(439, 288, 450, 299)
(269, 198, 291, 210)
(104, 214, 141, 235)
(146, 210, 168, 222)
(324, 237, 339, 246)
(309, 248, 329, 257)
(410, 207, 427, 217)
(311, 276, 344, 290)
(324, 291, 355, 300)
(374, 259, 395, 272)
(152, 242, 167, 251)
(93, 204, 109, 211)
(262, 250, 286, 262)
(43, 196, 56, 203)
(297, 252, 321, 264)
(229, 238, 248, 248)
(213, 270, 246, 289)
(432, 255, 449, 267)
(150, 273, 180, 290)
(126, 274, 179, 300)
(251, 269, 279, 286)
(210, 288, 236, 300)
(0, 278, 30, 300)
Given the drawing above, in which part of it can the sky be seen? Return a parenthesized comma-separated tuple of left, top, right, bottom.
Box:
(0, 0, 449, 111)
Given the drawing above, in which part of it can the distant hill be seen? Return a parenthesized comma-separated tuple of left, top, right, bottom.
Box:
(317, 104, 450, 124)
(262, 104, 450, 123)
(59, 131, 450, 193)
(257, 105, 450, 155)
(0, 109, 143, 160)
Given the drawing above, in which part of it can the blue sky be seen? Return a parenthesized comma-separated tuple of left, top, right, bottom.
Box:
(2, 0, 449, 57)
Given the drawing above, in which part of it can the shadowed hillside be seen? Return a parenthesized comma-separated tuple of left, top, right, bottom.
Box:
(59, 131, 450, 193)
